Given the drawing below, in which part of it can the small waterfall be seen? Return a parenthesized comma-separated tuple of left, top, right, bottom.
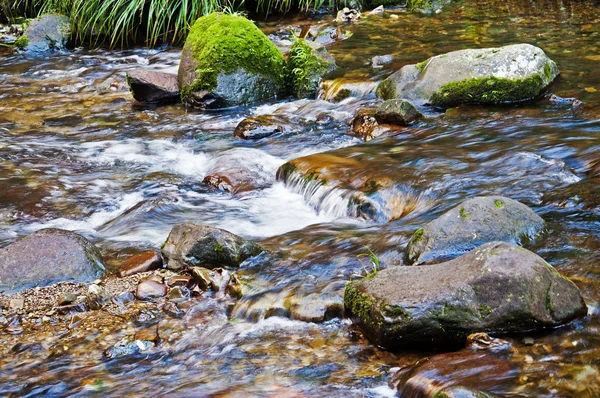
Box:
(318, 78, 379, 102)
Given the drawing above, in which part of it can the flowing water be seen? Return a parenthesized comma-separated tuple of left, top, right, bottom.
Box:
(1, 0, 600, 395)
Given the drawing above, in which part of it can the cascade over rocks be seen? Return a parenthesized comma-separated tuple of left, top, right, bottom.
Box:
(377, 44, 559, 108)
(178, 13, 287, 109)
(345, 242, 587, 349)
(0, 229, 105, 293)
(161, 224, 263, 270)
(405, 196, 545, 265)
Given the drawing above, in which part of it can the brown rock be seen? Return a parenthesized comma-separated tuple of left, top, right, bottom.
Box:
(126, 70, 180, 104)
(135, 280, 167, 301)
(119, 251, 163, 277)
(166, 275, 192, 288)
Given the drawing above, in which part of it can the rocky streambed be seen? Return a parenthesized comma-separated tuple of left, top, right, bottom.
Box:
(2, 0, 600, 396)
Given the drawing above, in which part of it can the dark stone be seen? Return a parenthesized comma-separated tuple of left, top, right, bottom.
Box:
(135, 280, 167, 301)
(0, 229, 105, 293)
(233, 115, 288, 140)
(161, 224, 263, 270)
(21, 14, 71, 52)
(345, 242, 587, 349)
(375, 99, 422, 125)
(118, 251, 163, 277)
(405, 196, 545, 264)
(126, 70, 180, 104)
(351, 109, 378, 139)
(167, 286, 191, 301)
(203, 175, 234, 193)
(166, 275, 192, 288)
(163, 301, 185, 318)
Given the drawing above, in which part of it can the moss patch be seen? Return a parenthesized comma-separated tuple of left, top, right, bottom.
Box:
(14, 35, 29, 49)
(180, 13, 286, 102)
(376, 78, 396, 100)
(430, 74, 546, 108)
(287, 39, 332, 99)
(459, 207, 471, 219)
(495, 199, 504, 209)
(344, 283, 374, 326)
(413, 227, 425, 242)
(415, 59, 429, 73)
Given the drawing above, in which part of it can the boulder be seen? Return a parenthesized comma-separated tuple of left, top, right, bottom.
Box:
(287, 38, 336, 98)
(345, 242, 587, 349)
(405, 196, 544, 265)
(377, 44, 559, 108)
(126, 70, 180, 104)
(233, 115, 291, 140)
(161, 224, 263, 270)
(0, 229, 105, 293)
(178, 13, 287, 108)
(375, 99, 422, 125)
(21, 14, 71, 52)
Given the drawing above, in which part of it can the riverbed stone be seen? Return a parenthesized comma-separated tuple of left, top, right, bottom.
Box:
(287, 39, 336, 98)
(344, 242, 587, 349)
(161, 224, 263, 270)
(377, 44, 559, 108)
(126, 70, 180, 104)
(405, 196, 544, 264)
(21, 14, 71, 52)
(135, 279, 167, 300)
(0, 229, 105, 293)
(178, 13, 287, 108)
(119, 251, 163, 277)
(233, 115, 291, 140)
(375, 99, 422, 125)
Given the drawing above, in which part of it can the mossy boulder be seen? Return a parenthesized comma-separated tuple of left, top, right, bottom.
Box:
(178, 13, 287, 108)
(344, 242, 587, 349)
(0, 229, 105, 293)
(405, 196, 544, 265)
(161, 223, 263, 270)
(21, 13, 71, 52)
(377, 44, 559, 108)
(287, 38, 336, 98)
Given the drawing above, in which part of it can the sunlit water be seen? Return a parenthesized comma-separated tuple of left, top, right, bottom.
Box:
(1, 0, 600, 395)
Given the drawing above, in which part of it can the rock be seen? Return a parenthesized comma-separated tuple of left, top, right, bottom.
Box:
(549, 94, 583, 107)
(118, 251, 163, 277)
(203, 175, 234, 193)
(167, 286, 191, 301)
(135, 280, 167, 301)
(335, 8, 361, 22)
(345, 242, 587, 349)
(178, 13, 287, 108)
(126, 70, 180, 104)
(0, 229, 105, 293)
(288, 39, 336, 98)
(319, 78, 379, 101)
(290, 292, 344, 322)
(9, 298, 24, 310)
(368, 5, 385, 15)
(57, 303, 87, 315)
(166, 275, 192, 288)
(21, 14, 71, 52)
(161, 224, 263, 270)
(371, 54, 393, 69)
(404, 196, 545, 264)
(104, 338, 153, 358)
(58, 293, 77, 306)
(375, 99, 422, 125)
(377, 44, 559, 108)
(434, 387, 502, 398)
(191, 267, 213, 291)
(233, 115, 290, 140)
(112, 291, 135, 306)
(351, 109, 378, 139)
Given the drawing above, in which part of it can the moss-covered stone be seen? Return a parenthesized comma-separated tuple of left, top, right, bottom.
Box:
(13, 35, 29, 49)
(287, 38, 336, 99)
(178, 13, 287, 108)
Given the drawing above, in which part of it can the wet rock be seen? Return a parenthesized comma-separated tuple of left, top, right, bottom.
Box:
(178, 13, 286, 108)
(161, 224, 263, 270)
(166, 275, 192, 288)
(335, 8, 361, 22)
(320, 78, 378, 101)
(345, 242, 587, 349)
(57, 303, 87, 315)
(87, 284, 105, 310)
(290, 292, 344, 322)
(371, 54, 393, 69)
(167, 286, 191, 301)
(135, 280, 167, 301)
(375, 99, 422, 125)
(234, 292, 290, 321)
(434, 387, 502, 398)
(368, 5, 385, 15)
(104, 338, 153, 359)
(225, 274, 243, 299)
(0, 229, 105, 293)
(404, 196, 545, 264)
(203, 174, 234, 193)
(134, 326, 159, 343)
(9, 298, 24, 310)
(304, 25, 352, 47)
(126, 70, 180, 104)
(549, 94, 583, 107)
(20, 14, 71, 52)
(112, 291, 136, 306)
(57, 293, 77, 306)
(163, 301, 185, 318)
(233, 115, 290, 140)
(119, 251, 163, 277)
(191, 267, 213, 291)
(377, 44, 559, 108)
(351, 109, 378, 139)
(288, 39, 336, 98)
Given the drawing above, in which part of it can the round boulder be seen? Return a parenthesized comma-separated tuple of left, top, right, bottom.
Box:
(21, 14, 71, 52)
(374, 99, 422, 125)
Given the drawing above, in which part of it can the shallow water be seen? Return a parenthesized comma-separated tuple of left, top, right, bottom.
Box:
(1, 0, 600, 396)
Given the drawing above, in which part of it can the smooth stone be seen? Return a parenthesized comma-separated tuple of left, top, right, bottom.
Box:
(167, 286, 191, 301)
(233, 115, 289, 140)
(126, 70, 180, 104)
(166, 275, 192, 288)
(290, 292, 344, 323)
(404, 196, 545, 264)
(371, 54, 393, 68)
(190, 267, 213, 291)
(112, 291, 136, 306)
(375, 99, 422, 125)
(119, 251, 163, 277)
(345, 242, 587, 349)
(135, 280, 167, 301)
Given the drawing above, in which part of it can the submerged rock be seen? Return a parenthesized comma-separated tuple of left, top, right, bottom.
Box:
(375, 99, 422, 125)
(161, 224, 263, 270)
(345, 242, 587, 349)
(377, 44, 559, 108)
(126, 70, 180, 104)
(233, 115, 291, 140)
(119, 251, 163, 277)
(290, 292, 344, 322)
(287, 39, 336, 99)
(20, 14, 71, 52)
(178, 13, 287, 108)
(405, 196, 544, 265)
(0, 229, 105, 293)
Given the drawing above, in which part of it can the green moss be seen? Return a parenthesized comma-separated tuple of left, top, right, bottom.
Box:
(413, 228, 425, 242)
(543, 62, 553, 81)
(180, 13, 286, 102)
(433, 392, 450, 398)
(376, 78, 396, 100)
(459, 207, 471, 219)
(13, 35, 29, 50)
(384, 304, 412, 320)
(278, 162, 297, 179)
(495, 199, 504, 209)
(430, 74, 546, 108)
(214, 242, 224, 253)
(415, 59, 429, 73)
(479, 304, 493, 318)
(287, 38, 330, 99)
(344, 283, 374, 326)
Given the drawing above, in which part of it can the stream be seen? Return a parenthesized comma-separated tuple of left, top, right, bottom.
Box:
(1, 0, 600, 396)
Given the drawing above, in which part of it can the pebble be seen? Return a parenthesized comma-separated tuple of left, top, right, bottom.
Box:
(119, 251, 163, 277)
(136, 280, 168, 301)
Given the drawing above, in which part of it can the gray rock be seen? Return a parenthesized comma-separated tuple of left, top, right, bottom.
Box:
(377, 44, 559, 108)
(371, 54, 393, 69)
(135, 280, 167, 301)
(126, 70, 180, 104)
(290, 292, 344, 322)
(375, 99, 422, 125)
(161, 224, 263, 270)
(405, 196, 544, 265)
(345, 242, 587, 349)
(233, 115, 290, 140)
(22, 14, 71, 52)
(0, 229, 105, 293)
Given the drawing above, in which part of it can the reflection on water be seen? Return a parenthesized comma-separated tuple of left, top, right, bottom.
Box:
(1, 0, 600, 395)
